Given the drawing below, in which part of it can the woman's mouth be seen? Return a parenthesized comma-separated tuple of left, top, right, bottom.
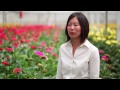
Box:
(70, 32, 76, 35)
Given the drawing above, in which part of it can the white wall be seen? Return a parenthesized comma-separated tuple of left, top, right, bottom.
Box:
(0, 11, 118, 25)
(0, 11, 119, 27)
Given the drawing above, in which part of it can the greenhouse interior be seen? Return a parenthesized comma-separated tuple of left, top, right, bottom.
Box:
(0, 11, 120, 79)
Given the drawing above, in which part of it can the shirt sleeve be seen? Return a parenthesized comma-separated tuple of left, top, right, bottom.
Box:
(56, 47, 63, 79)
(89, 48, 100, 79)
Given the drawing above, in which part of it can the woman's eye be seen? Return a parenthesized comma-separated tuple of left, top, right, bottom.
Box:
(74, 24, 79, 26)
(68, 24, 71, 26)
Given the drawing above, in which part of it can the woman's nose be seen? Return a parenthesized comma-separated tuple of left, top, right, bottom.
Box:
(70, 25, 74, 29)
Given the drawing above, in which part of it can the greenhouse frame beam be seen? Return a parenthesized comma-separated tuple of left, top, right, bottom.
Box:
(117, 11, 120, 41)
(105, 11, 108, 35)
(3, 11, 7, 24)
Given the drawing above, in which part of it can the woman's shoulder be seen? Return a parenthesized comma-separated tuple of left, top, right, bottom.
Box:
(88, 40, 99, 51)
(60, 42, 68, 48)
(59, 41, 70, 50)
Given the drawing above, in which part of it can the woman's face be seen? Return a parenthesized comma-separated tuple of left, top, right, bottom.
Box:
(67, 17, 81, 40)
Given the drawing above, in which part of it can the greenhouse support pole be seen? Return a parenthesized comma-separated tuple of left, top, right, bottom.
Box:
(105, 11, 108, 35)
(3, 11, 7, 25)
(117, 11, 120, 41)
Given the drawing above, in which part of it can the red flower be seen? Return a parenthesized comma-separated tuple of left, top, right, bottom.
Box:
(33, 37, 38, 42)
(99, 50, 104, 54)
(51, 52, 58, 58)
(13, 68, 22, 74)
(0, 40, 3, 45)
(11, 37, 16, 41)
(46, 47, 52, 53)
(6, 47, 13, 52)
(31, 46, 36, 50)
(2, 61, 10, 66)
(101, 56, 109, 62)
(41, 42, 46, 47)
(12, 42, 19, 48)
(0, 48, 3, 51)
(35, 51, 45, 57)
(25, 40, 30, 43)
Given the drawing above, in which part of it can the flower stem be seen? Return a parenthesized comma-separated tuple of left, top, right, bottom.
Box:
(17, 74, 19, 79)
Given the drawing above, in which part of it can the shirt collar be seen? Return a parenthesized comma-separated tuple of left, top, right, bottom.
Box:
(66, 39, 91, 49)
(80, 39, 91, 48)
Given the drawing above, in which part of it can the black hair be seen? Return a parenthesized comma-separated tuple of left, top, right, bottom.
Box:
(65, 12, 89, 44)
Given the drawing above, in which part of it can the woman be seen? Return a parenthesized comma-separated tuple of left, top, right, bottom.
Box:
(56, 12, 100, 79)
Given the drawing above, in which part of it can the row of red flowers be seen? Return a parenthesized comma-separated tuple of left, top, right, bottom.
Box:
(0, 24, 60, 79)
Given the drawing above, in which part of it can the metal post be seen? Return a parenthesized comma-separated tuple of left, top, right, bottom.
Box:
(117, 11, 120, 41)
(97, 11, 100, 31)
(105, 11, 108, 35)
(90, 11, 94, 31)
(3, 11, 6, 25)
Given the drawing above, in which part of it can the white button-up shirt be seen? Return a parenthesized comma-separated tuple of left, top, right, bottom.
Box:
(56, 39, 100, 79)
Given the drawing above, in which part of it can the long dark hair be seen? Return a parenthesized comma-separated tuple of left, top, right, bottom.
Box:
(65, 12, 89, 44)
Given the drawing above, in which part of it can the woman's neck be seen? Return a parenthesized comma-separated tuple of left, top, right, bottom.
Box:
(70, 38, 81, 57)
(71, 38, 81, 48)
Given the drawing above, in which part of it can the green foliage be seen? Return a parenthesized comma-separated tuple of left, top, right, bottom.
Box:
(88, 29, 120, 79)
